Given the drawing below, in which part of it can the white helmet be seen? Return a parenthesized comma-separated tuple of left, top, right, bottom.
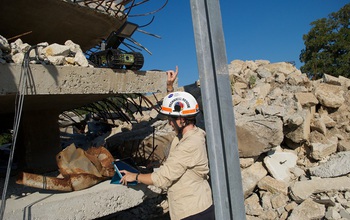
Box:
(160, 92, 199, 117)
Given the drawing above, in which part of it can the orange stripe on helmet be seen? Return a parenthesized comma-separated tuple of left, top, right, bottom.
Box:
(161, 106, 172, 113)
(182, 109, 196, 115)
(182, 104, 199, 115)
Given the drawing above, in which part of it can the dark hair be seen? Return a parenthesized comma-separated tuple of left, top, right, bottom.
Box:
(184, 117, 196, 125)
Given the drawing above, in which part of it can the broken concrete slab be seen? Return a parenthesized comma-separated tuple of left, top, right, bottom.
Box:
(309, 151, 350, 178)
(289, 176, 350, 202)
(2, 179, 157, 220)
(0, 64, 167, 115)
(0, 64, 166, 97)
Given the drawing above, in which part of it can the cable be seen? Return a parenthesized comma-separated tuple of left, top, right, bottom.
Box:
(0, 45, 37, 220)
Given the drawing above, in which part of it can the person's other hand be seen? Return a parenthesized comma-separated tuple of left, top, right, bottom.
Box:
(166, 66, 178, 90)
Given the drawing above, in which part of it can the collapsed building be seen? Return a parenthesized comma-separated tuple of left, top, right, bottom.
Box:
(1, 1, 350, 220)
(0, 1, 172, 219)
(0, 0, 169, 172)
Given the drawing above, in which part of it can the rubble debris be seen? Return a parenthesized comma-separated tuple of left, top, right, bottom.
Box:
(0, 35, 92, 67)
(227, 60, 350, 219)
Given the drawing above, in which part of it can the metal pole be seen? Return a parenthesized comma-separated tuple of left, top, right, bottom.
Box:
(189, 1, 246, 219)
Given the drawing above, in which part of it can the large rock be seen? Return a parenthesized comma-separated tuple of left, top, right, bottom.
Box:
(42, 43, 71, 57)
(314, 83, 345, 108)
(310, 135, 338, 160)
(288, 198, 325, 220)
(294, 92, 319, 107)
(284, 109, 311, 144)
(241, 162, 267, 198)
(263, 62, 298, 75)
(257, 175, 288, 195)
(244, 193, 264, 216)
(236, 115, 283, 157)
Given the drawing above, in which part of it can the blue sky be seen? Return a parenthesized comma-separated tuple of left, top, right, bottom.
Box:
(127, 1, 348, 87)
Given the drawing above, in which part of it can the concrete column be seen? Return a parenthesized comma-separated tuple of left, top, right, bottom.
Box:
(17, 110, 61, 173)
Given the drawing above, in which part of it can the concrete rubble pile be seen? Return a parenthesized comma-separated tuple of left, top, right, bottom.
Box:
(227, 60, 350, 220)
(0, 35, 91, 67)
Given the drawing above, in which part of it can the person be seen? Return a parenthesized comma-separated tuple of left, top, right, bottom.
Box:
(119, 67, 214, 220)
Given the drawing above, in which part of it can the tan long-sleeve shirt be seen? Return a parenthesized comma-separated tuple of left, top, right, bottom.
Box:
(151, 127, 213, 220)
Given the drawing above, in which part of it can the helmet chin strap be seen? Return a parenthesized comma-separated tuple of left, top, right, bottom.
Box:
(169, 117, 185, 139)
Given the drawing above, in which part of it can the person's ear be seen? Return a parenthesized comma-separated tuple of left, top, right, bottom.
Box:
(180, 117, 186, 125)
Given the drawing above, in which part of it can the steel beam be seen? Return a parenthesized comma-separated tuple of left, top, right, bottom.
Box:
(190, 1, 246, 219)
